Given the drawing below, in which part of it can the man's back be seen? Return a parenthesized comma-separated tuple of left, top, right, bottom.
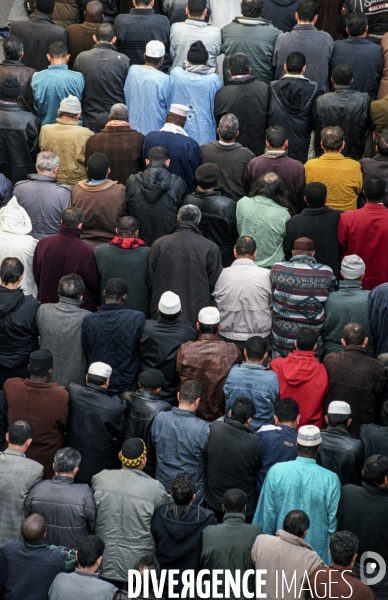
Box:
(0, 287, 39, 372)
(67, 22, 99, 68)
(0, 104, 40, 184)
(310, 564, 376, 600)
(170, 19, 221, 70)
(124, 65, 170, 136)
(256, 424, 297, 492)
(114, 10, 170, 67)
(330, 37, 383, 99)
(318, 426, 364, 485)
(48, 570, 117, 600)
(200, 141, 254, 200)
(31, 66, 84, 125)
(369, 282, 388, 355)
(360, 423, 388, 459)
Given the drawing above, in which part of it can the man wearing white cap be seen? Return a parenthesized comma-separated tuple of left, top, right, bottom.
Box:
(124, 40, 170, 136)
(318, 401, 364, 486)
(140, 291, 197, 402)
(253, 424, 341, 565)
(66, 361, 126, 484)
(177, 306, 241, 421)
(323, 254, 374, 356)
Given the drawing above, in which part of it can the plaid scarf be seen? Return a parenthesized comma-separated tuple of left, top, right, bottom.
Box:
(110, 236, 147, 249)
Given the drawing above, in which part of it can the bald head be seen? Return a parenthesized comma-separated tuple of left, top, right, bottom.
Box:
(84, 0, 103, 22)
(22, 514, 46, 543)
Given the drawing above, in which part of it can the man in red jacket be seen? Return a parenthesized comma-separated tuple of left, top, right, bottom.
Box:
(270, 327, 329, 427)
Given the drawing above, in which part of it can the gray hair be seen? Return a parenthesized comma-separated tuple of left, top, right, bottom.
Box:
(54, 447, 81, 473)
(219, 113, 239, 141)
(109, 103, 128, 122)
(177, 204, 201, 225)
(36, 151, 60, 172)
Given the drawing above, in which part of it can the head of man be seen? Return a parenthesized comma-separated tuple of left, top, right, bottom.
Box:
(58, 95, 82, 121)
(234, 236, 257, 261)
(0, 257, 24, 289)
(53, 447, 81, 478)
(362, 454, 388, 488)
(186, 0, 207, 19)
(241, 0, 263, 18)
(93, 22, 116, 45)
(77, 535, 105, 572)
(0, 77, 22, 103)
(47, 41, 69, 66)
(144, 40, 165, 69)
(177, 379, 202, 412)
(363, 175, 386, 204)
(244, 336, 267, 364)
(217, 113, 239, 143)
(22, 514, 47, 543)
(36, 151, 60, 178)
(340, 254, 365, 282)
(295, 327, 318, 352)
(283, 510, 310, 539)
(325, 401, 352, 429)
(284, 51, 306, 76)
(177, 204, 201, 227)
(304, 182, 327, 208)
(2, 36, 24, 61)
(222, 488, 247, 514)
(35, 0, 55, 15)
(297, 425, 322, 459)
(197, 306, 220, 335)
(84, 0, 104, 22)
(227, 53, 250, 78)
(61, 207, 84, 230)
(28, 349, 53, 382)
(120, 438, 147, 470)
(6, 420, 33, 452)
(109, 103, 129, 124)
(145, 146, 170, 169)
(134, 555, 161, 581)
(266, 125, 288, 151)
(274, 398, 300, 428)
(320, 126, 345, 154)
(331, 64, 353, 89)
(330, 531, 359, 569)
(171, 473, 196, 506)
(116, 215, 139, 239)
(341, 322, 368, 349)
(250, 172, 288, 209)
(138, 369, 165, 396)
(345, 11, 368, 37)
(296, 0, 318, 23)
(86, 362, 112, 388)
(229, 397, 256, 427)
(58, 273, 85, 302)
(291, 237, 315, 257)
(158, 291, 182, 320)
(86, 152, 109, 181)
(166, 104, 189, 127)
(376, 130, 388, 157)
(195, 163, 220, 191)
(103, 277, 128, 305)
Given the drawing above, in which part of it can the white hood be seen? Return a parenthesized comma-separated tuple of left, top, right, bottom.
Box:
(0, 196, 32, 235)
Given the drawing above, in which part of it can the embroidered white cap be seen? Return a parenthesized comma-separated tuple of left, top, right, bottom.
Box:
(88, 362, 112, 379)
(198, 306, 220, 325)
(158, 291, 181, 314)
(145, 40, 165, 58)
(297, 425, 322, 446)
(328, 401, 351, 415)
(169, 103, 190, 118)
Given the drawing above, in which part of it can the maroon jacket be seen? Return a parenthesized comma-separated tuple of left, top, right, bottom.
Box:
(33, 225, 100, 311)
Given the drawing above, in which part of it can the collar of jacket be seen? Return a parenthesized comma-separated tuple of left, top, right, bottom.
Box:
(100, 302, 124, 312)
(133, 389, 161, 401)
(222, 512, 246, 524)
(3, 448, 25, 457)
(59, 224, 82, 238)
(241, 360, 268, 371)
(296, 456, 317, 465)
(25, 541, 49, 549)
(104, 124, 134, 132)
(191, 189, 223, 198)
(168, 222, 203, 236)
(325, 424, 351, 437)
(343, 345, 367, 355)
(56, 118, 79, 126)
(338, 280, 362, 290)
(276, 529, 314, 549)
(226, 418, 252, 433)
(211, 141, 241, 152)
(328, 564, 357, 576)
(290, 255, 317, 265)
(185, 18, 210, 26)
(302, 206, 332, 215)
(293, 24, 316, 30)
(157, 315, 181, 326)
(130, 7, 154, 13)
(145, 161, 168, 172)
(74, 568, 99, 578)
(227, 75, 256, 86)
(234, 16, 272, 25)
(51, 475, 74, 485)
(78, 179, 117, 192)
(232, 258, 255, 267)
(27, 173, 58, 184)
(86, 382, 110, 394)
(92, 42, 117, 52)
(373, 154, 388, 163)
(172, 406, 197, 418)
(261, 150, 287, 159)
(29, 11, 54, 23)
(198, 332, 220, 342)
(23, 379, 57, 389)
(59, 295, 83, 307)
(293, 350, 316, 358)
(362, 482, 388, 496)
(1, 59, 27, 67)
(0, 102, 21, 111)
(48, 64, 68, 70)
(78, 21, 99, 30)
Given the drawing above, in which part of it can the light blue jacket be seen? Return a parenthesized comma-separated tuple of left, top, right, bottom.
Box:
(31, 65, 85, 125)
(124, 65, 170, 136)
(252, 456, 340, 564)
(224, 362, 279, 431)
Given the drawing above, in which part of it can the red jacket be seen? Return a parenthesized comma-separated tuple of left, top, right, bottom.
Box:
(338, 203, 388, 290)
(270, 350, 329, 428)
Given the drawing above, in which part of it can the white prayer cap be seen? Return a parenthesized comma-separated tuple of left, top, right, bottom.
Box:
(88, 362, 112, 379)
(158, 291, 181, 314)
(198, 306, 220, 325)
(0, 196, 32, 235)
(297, 425, 322, 446)
(169, 103, 190, 118)
(145, 40, 165, 58)
(328, 401, 351, 415)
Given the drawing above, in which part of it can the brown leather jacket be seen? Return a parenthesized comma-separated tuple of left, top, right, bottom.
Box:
(177, 333, 242, 421)
(0, 60, 36, 112)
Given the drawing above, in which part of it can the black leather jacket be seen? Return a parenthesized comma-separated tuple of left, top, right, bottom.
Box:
(0, 103, 40, 184)
(317, 424, 364, 485)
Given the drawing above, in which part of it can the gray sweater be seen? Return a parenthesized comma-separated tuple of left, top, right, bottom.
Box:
(49, 570, 117, 600)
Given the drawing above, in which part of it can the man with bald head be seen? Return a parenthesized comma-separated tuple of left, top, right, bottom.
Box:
(67, 1, 104, 68)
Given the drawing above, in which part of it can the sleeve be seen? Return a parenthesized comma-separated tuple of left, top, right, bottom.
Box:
(83, 253, 101, 307)
(283, 220, 294, 261)
(0, 551, 7, 593)
(189, 143, 202, 178)
(26, 118, 41, 161)
(252, 472, 277, 533)
(337, 214, 349, 259)
(242, 161, 253, 195)
(84, 489, 96, 533)
(326, 475, 341, 535)
(169, 24, 177, 61)
(206, 247, 223, 293)
(156, 484, 172, 508)
(355, 163, 363, 195)
(59, 392, 69, 428)
(81, 319, 90, 357)
(148, 241, 160, 290)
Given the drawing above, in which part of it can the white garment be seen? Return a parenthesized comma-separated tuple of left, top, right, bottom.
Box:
(209, 0, 241, 29)
(160, 122, 189, 136)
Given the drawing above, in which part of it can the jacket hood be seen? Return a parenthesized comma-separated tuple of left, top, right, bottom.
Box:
(278, 351, 322, 385)
(272, 77, 318, 113)
(160, 504, 211, 541)
(0, 286, 25, 316)
(135, 164, 175, 203)
(0, 197, 32, 235)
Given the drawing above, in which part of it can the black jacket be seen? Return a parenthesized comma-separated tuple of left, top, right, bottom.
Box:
(0, 103, 40, 184)
(317, 424, 364, 485)
(182, 189, 238, 267)
(67, 382, 126, 484)
(214, 77, 268, 156)
(283, 206, 342, 279)
(0, 391, 7, 452)
(345, 0, 388, 38)
(73, 43, 130, 131)
(126, 163, 186, 246)
(0, 287, 39, 369)
(268, 76, 320, 163)
(261, 0, 300, 31)
(360, 423, 388, 460)
(121, 388, 172, 477)
(205, 419, 261, 516)
(140, 316, 197, 402)
(314, 86, 370, 160)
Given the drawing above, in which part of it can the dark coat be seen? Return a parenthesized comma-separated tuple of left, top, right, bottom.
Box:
(268, 76, 321, 163)
(81, 304, 146, 393)
(139, 316, 197, 402)
(67, 382, 126, 484)
(148, 223, 223, 327)
(309, 564, 377, 600)
(52, 0, 81, 28)
(323, 347, 386, 437)
(182, 189, 238, 267)
(121, 388, 172, 477)
(283, 206, 342, 279)
(0, 103, 40, 184)
(0, 391, 7, 452)
(126, 163, 186, 246)
(0, 287, 39, 370)
(317, 424, 364, 485)
(360, 423, 388, 460)
(33, 225, 100, 312)
(214, 76, 268, 156)
(200, 141, 255, 201)
(315, 0, 344, 40)
(360, 154, 388, 205)
(369, 282, 388, 355)
(205, 419, 261, 515)
(9, 13, 67, 71)
(0, 175, 13, 208)
(67, 21, 100, 69)
(261, 0, 300, 31)
(0, 60, 35, 112)
(73, 43, 130, 131)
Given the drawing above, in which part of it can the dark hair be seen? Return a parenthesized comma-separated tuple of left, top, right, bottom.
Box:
(362, 454, 388, 486)
(199, 323, 218, 335)
(241, 0, 263, 17)
(235, 236, 256, 256)
(2, 36, 24, 60)
(22, 514, 46, 542)
(58, 274, 85, 300)
(346, 11, 368, 36)
(134, 555, 161, 580)
(171, 473, 196, 504)
(327, 413, 350, 427)
(48, 41, 68, 58)
(95, 22, 115, 42)
(330, 531, 359, 567)
(296, 327, 318, 351)
(35, 0, 55, 14)
(296, 0, 318, 21)
(331, 64, 353, 86)
(227, 53, 250, 76)
(104, 277, 128, 300)
(87, 152, 109, 180)
(148, 146, 169, 162)
(1, 257, 24, 284)
(62, 207, 84, 228)
(87, 373, 108, 386)
(222, 489, 247, 513)
(377, 130, 388, 156)
(54, 447, 81, 473)
(305, 182, 327, 207)
(283, 510, 310, 537)
(117, 215, 139, 237)
(321, 126, 344, 151)
(187, 0, 206, 16)
(364, 175, 386, 203)
(286, 51, 306, 73)
(250, 172, 289, 209)
(274, 398, 299, 422)
(180, 380, 202, 404)
(245, 336, 267, 361)
(266, 125, 287, 149)
(8, 420, 33, 445)
(230, 397, 256, 424)
(342, 322, 366, 346)
(77, 535, 105, 568)
(383, 399, 388, 426)
(145, 55, 163, 67)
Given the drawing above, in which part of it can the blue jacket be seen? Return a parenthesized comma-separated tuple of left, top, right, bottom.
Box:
(252, 456, 341, 564)
(81, 303, 145, 393)
(224, 362, 279, 431)
(31, 64, 84, 125)
(124, 65, 170, 136)
(256, 423, 297, 493)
